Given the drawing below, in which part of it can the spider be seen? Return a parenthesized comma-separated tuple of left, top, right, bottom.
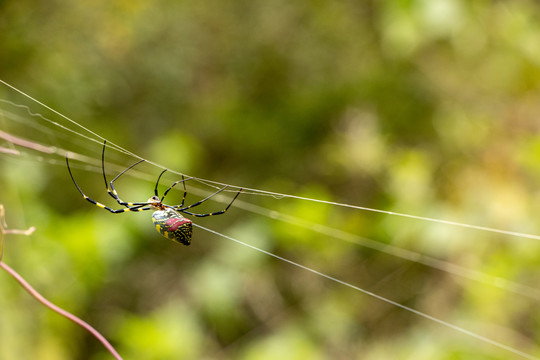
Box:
(66, 141, 242, 245)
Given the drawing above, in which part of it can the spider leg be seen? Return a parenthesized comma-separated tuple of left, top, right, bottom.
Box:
(100, 141, 149, 207)
(66, 155, 152, 214)
(176, 187, 242, 217)
(154, 169, 168, 197)
(108, 160, 148, 206)
(161, 175, 195, 206)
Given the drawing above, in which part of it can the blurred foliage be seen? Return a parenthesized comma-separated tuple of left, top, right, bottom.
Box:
(1, 0, 540, 359)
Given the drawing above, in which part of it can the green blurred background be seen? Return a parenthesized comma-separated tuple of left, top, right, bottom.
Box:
(1, 1, 540, 359)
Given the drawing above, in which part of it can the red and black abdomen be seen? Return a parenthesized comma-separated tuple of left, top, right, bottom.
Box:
(152, 208, 193, 245)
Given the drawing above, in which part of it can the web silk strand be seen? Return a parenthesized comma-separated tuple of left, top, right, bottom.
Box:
(194, 223, 539, 360)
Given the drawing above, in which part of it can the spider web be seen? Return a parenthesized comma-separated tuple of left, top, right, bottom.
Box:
(0, 79, 539, 360)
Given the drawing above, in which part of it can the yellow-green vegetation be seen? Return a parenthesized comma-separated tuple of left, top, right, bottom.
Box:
(1, 1, 540, 359)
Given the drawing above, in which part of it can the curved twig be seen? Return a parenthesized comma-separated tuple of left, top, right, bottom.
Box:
(0, 205, 122, 359)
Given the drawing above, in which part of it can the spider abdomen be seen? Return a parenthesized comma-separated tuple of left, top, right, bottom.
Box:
(152, 208, 193, 246)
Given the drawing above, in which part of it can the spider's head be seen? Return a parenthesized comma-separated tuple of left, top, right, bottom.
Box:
(148, 196, 163, 210)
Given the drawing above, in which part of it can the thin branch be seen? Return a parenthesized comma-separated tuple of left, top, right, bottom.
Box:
(0, 205, 122, 359)
(0, 262, 122, 359)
